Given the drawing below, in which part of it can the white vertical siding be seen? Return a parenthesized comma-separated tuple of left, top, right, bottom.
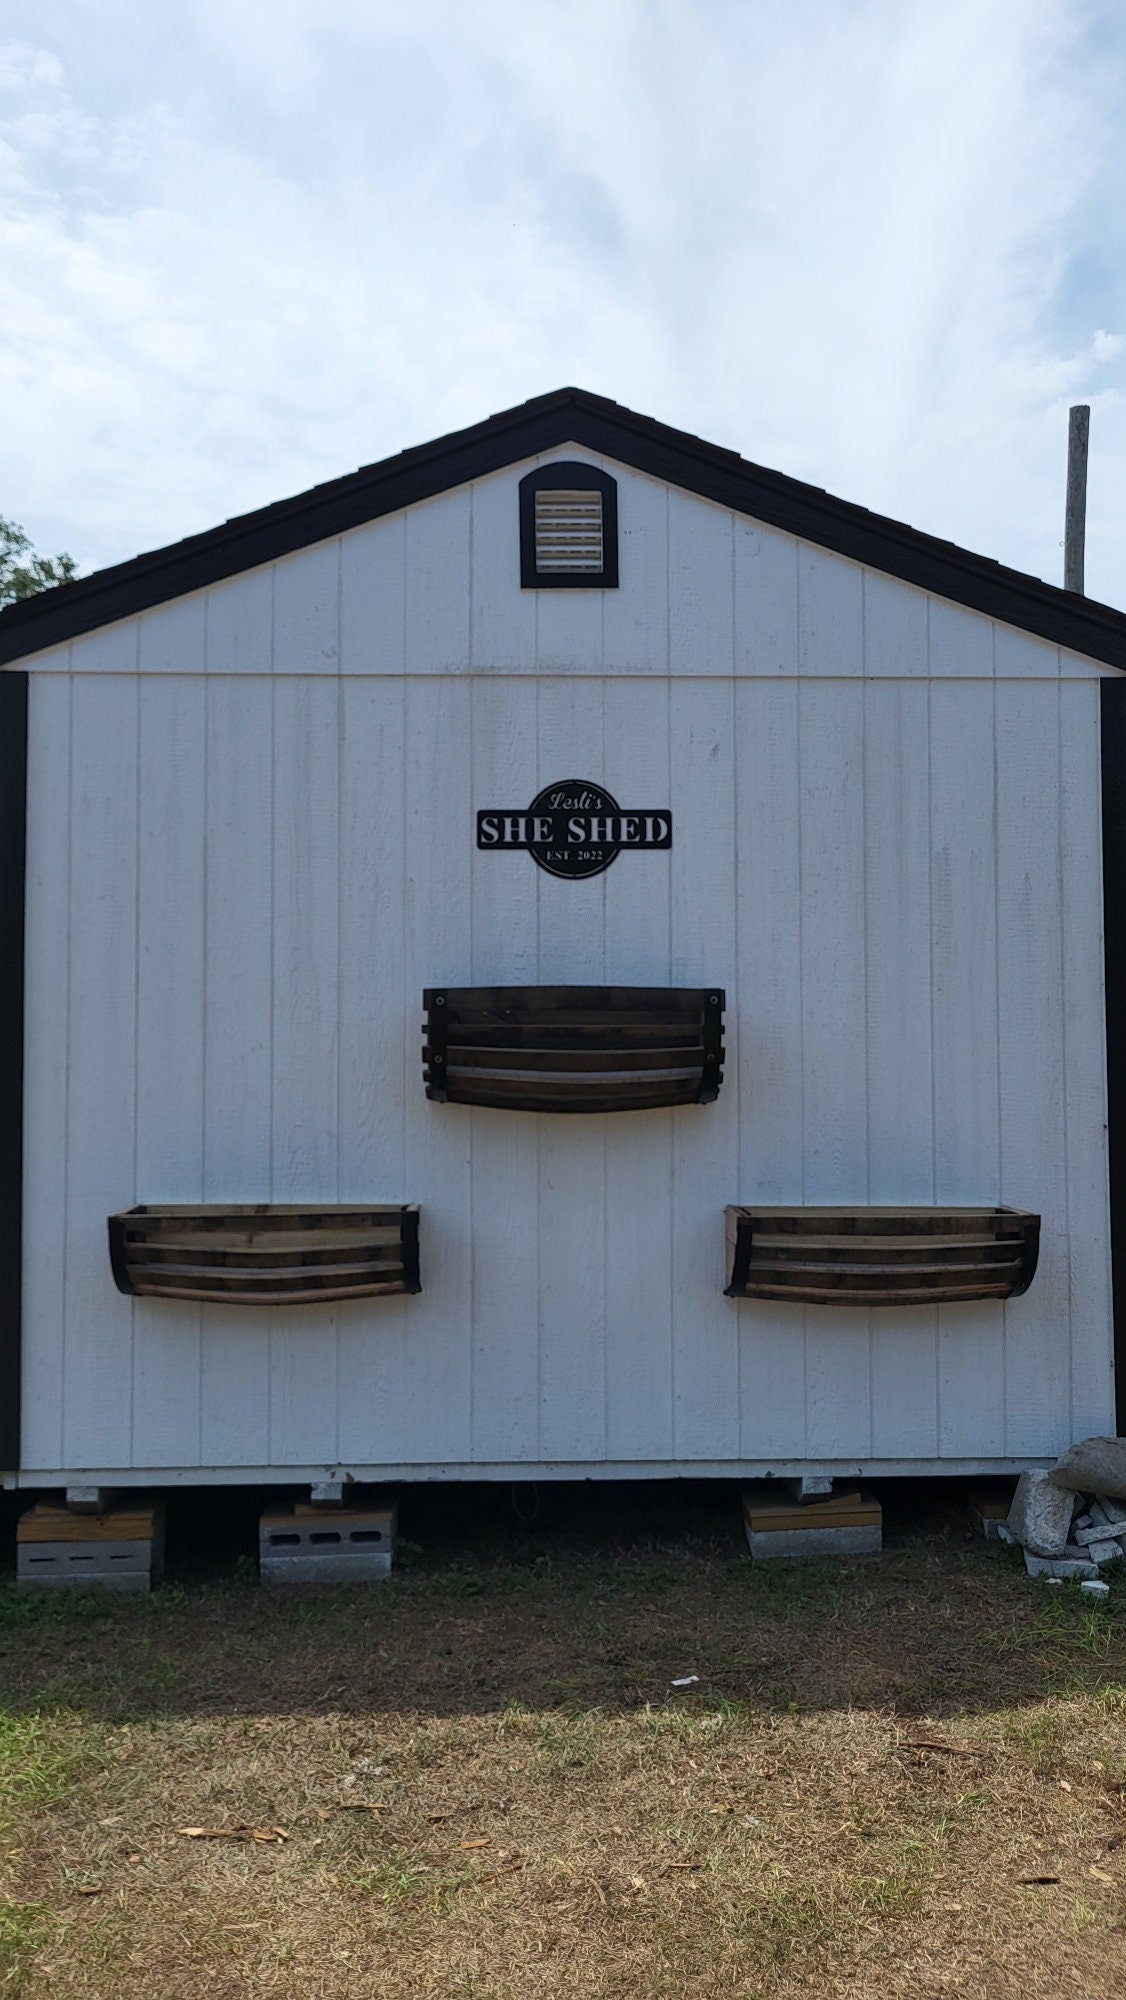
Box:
(132, 675, 205, 1468)
(199, 677, 273, 1464)
(20, 672, 72, 1471)
(60, 674, 138, 1470)
(398, 676, 475, 1465)
(929, 677, 1004, 1457)
(603, 677, 674, 1459)
(16, 459, 1116, 1476)
(336, 675, 409, 1462)
(466, 677, 540, 1462)
(669, 680, 739, 1458)
(733, 678, 805, 1458)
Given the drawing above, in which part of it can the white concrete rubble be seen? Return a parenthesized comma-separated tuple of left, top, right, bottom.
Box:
(1007, 1469, 1078, 1558)
(1088, 1540, 1124, 1568)
(1073, 1518, 1115, 1545)
(1023, 1549, 1099, 1581)
(1048, 1437, 1126, 1500)
(1074, 1517, 1126, 1548)
(1080, 1580, 1111, 1599)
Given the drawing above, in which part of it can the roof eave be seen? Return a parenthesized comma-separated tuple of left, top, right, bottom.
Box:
(1, 386, 1123, 672)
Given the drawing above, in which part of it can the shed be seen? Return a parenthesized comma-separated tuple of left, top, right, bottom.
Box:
(2, 386, 1125, 1494)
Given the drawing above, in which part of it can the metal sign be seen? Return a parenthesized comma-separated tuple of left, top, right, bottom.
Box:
(476, 781, 673, 880)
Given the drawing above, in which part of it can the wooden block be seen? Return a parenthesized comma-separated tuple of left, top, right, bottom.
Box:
(742, 1487, 882, 1534)
(17, 1503, 163, 1545)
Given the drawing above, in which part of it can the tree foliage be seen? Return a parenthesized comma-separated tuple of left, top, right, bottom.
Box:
(0, 515, 78, 608)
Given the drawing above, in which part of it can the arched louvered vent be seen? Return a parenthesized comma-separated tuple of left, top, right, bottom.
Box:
(533, 488, 604, 572)
(424, 986, 723, 1112)
(519, 463, 618, 587)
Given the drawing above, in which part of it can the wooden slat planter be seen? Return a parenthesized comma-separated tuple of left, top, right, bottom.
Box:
(108, 1205, 420, 1305)
(423, 985, 724, 1112)
(724, 1206, 1040, 1306)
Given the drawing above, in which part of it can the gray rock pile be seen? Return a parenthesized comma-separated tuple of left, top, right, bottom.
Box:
(1003, 1439, 1126, 1583)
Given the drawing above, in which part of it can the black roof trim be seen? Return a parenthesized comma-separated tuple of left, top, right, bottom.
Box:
(2, 385, 1123, 670)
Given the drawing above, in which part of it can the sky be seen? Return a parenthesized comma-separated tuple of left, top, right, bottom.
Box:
(2, 0, 1125, 604)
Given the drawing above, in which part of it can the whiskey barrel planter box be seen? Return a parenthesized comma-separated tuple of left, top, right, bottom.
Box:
(422, 985, 724, 1112)
(107, 1204, 420, 1306)
(724, 1206, 1040, 1307)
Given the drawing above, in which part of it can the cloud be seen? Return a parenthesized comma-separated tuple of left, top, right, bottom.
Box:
(0, 0, 1124, 602)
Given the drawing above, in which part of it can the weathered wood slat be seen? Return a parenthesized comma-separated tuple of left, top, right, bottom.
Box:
(745, 1257, 1024, 1285)
(748, 1237, 1022, 1266)
(130, 1278, 409, 1306)
(724, 1205, 1040, 1306)
(450, 1088, 701, 1115)
(125, 1259, 402, 1288)
(121, 1205, 404, 1234)
(124, 1239, 406, 1270)
(424, 985, 724, 1112)
(448, 1042, 703, 1070)
(447, 1064, 702, 1089)
(443, 1019, 706, 1044)
(108, 1204, 421, 1306)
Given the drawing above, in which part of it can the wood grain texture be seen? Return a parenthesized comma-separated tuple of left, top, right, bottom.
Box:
(111, 1205, 419, 1305)
(725, 1208, 1040, 1306)
(423, 986, 722, 1113)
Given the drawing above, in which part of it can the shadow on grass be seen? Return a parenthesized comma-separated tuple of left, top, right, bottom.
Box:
(1, 1478, 1123, 1729)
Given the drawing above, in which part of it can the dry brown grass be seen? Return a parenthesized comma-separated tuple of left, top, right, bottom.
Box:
(1, 1481, 1126, 1998)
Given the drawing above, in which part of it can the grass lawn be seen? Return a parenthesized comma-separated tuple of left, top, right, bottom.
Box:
(1, 1481, 1125, 1999)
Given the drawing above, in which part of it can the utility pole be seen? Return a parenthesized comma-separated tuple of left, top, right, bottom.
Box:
(1064, 403, 1090, 594)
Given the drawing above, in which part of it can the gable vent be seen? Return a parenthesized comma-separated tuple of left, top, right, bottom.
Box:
(534, 489, 604, 573)
(519, 463, 619, 588)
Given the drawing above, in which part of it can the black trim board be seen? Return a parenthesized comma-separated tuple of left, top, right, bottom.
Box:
(2, 386, 1125, 669)
(1101, 679, 1126, 1432)
(0, 672, 26, 1471)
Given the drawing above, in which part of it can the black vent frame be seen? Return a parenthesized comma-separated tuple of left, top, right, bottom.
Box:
(519, 463, 619, 588)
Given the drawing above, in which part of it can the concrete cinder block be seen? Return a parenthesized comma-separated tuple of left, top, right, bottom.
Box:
(742, 1487, 882, 1562)
(259, 1504, 396, 1585)
(17, 1540, 154, 1592)
(745, 1523, 883, 1561)
(16, 1503, 164, 1591)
